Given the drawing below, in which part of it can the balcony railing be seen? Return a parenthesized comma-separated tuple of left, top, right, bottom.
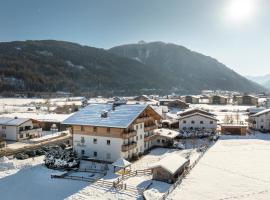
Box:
(122, 130, 137, 139)
(136, 116, 151, 123)
(122, 142, 137, 152)
(20, 128, 42, 135)
(144, 125, 158, 131)
(144, 133, 156, 142)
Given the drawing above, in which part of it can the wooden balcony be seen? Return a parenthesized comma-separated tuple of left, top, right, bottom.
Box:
(144, 125, 158, 132)
(122, 131, 137, 139)
(136, 116, 151, 123)
(144, 133, 156, 142)
(122, 142, 137, 152)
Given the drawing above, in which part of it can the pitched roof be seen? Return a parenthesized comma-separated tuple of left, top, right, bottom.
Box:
(179, 112, 218, 121)
(112, 158, 131, 168)
(178, 108, 215, 117)
(252, 108, 270, 117)
(0, 117, 31, 126)
(62, 103, 148, 128)
(149, 153, 189, 175)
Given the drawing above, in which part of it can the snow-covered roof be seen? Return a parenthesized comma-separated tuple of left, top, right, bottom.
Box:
(0, 117, 13, 125)
(0, 113, 71, 123)
(179, 112, 218, 121)
(251, 108, 270, 117)
(63, 104, 148, 128)
(0, 117, 31, 126)
(154, 128, 179, 139)
(112, 158, 131, 168)
(178, 108, 215, 117)
(149, 153, 188, 175)
(5, 118, 31, 126)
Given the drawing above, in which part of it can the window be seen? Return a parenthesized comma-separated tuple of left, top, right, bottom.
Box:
(2, 126, 6, 129)
(106, 153, 111, 159)
(107, 140, 111, 145)
(26, 133, 30, 137)
(81, 149, 85, 155)
(20, 134, 23, 138)
(136, 136, 138, 141)
(191, 121, 195, 124)
(200, 121, 204, 124)
(93, 138, 97, 144)
(140, 135, 142, 139)
(93, 151, 97, 157)
(136, 125, 138, 130)
(81, 126, 85, 131)
(157, 139, 160, 143)
(93, 127, 97, 132)
(162, 139, 165, 144)
(81, 136, 85, 144)
(107, 128, 110, 133)
(210, 121, 213, 124)
(183, 120, 186, 124)
(140, 124, 142, 129)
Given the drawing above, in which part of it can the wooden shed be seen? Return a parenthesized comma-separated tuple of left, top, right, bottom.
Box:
(149, 153, 190, 183)
(220, 124, 248, 135)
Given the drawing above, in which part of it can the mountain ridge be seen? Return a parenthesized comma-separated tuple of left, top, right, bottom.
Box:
(0, 40, 266, 96)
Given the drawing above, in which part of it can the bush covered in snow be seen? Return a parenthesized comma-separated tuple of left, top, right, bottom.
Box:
(44, 148, 79, 169)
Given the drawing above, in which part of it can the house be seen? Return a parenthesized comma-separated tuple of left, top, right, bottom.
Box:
(184, 96, 200, 104)
(0, 117, 42, 141)
(234, 95, 258, 106)
(178, 108, 218, 131)
(209, 95, 228, 105)
(159, 99, 189, 109)
(149, 153, 190, 183)
(62, 104, 161, 162)
(152, 128, 179, 147)
(220, 124, 248, 135)
(249, 108, 270, 132)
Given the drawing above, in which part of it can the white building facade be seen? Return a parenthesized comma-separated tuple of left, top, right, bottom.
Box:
(0, 117, 42, 141)
(250, 109, 270, 132)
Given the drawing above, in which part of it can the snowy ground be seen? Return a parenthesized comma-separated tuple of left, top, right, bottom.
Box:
(167, 133, 270, 200)
(0, 146, 202, 200)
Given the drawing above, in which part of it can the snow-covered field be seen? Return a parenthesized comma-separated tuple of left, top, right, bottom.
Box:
(167, 134, 270, 200)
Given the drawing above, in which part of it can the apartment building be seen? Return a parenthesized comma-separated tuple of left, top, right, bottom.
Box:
(63, 104, 161, 162)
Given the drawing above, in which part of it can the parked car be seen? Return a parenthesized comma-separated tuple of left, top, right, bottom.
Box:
(173, 142, 185, 149)
(15, 153, 29, 160)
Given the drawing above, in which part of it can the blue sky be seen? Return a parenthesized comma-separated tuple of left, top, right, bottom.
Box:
(0, 0, 269, 76)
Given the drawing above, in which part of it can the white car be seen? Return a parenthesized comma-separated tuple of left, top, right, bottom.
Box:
(173, 142, 185, 149)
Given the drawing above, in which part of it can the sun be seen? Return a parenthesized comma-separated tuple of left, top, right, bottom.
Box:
(225, 0, 256, 23)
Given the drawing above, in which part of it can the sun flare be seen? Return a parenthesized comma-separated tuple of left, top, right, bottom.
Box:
(225, 0, 256, 23)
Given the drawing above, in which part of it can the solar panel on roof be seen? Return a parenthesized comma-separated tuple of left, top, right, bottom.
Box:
(63, 104, 147, 128)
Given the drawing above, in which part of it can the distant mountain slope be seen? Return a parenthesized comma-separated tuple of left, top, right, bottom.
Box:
(0, 40, 266, 96)
(246, 74, 270, 89)
(109, 41, 266, 94)
(0, 40, 166, 95)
